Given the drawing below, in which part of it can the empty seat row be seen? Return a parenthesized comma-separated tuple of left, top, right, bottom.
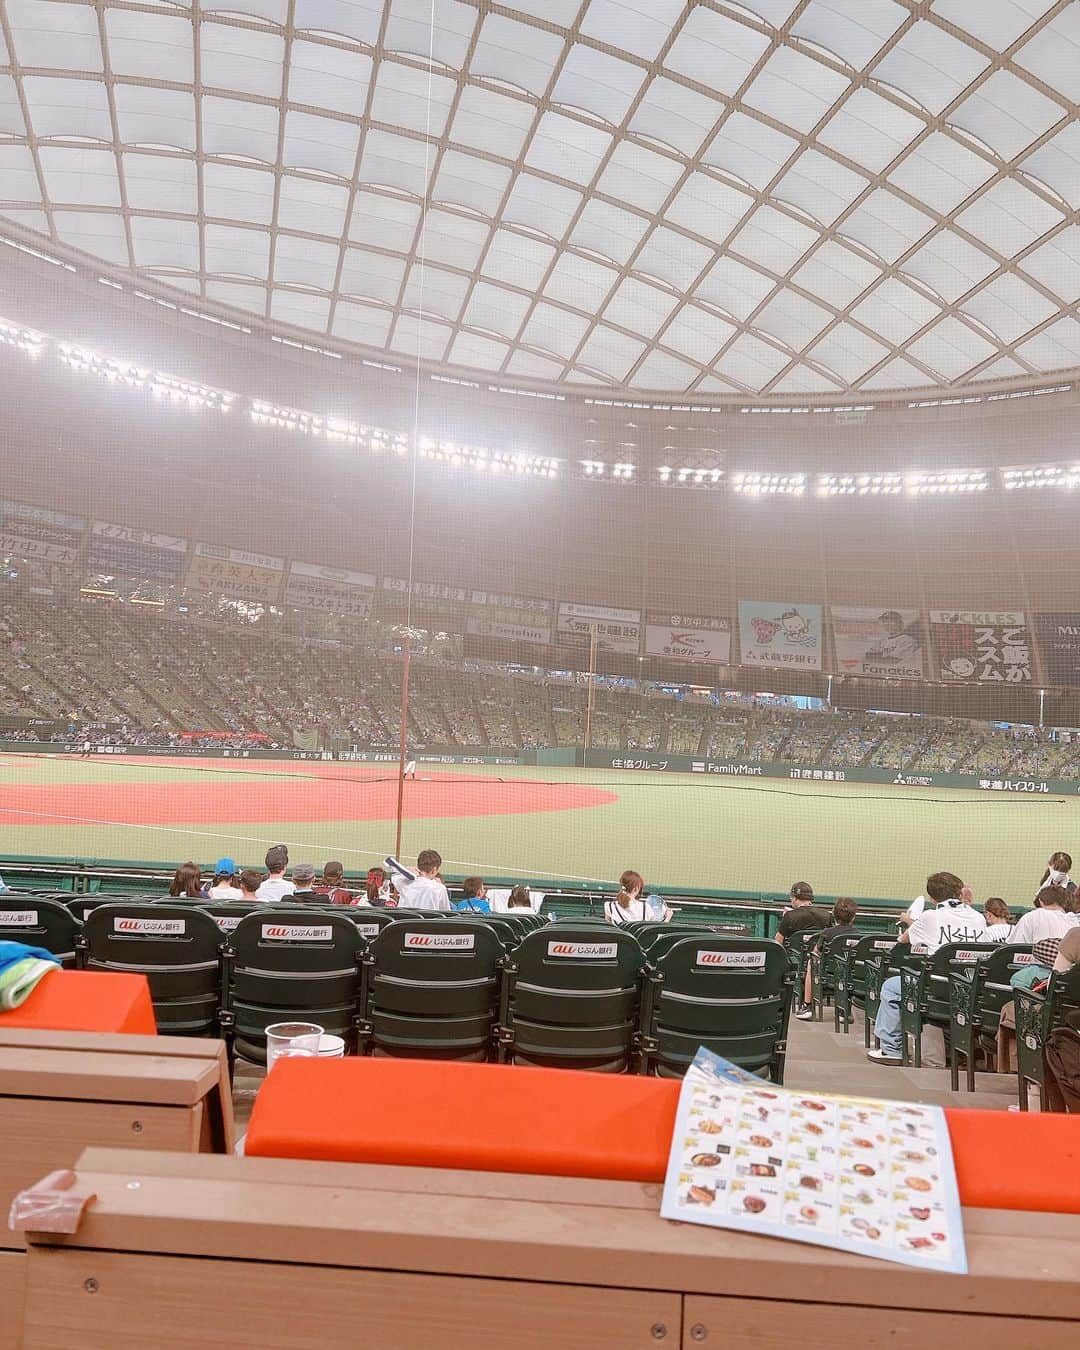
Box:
(0, 898, 795, 1078)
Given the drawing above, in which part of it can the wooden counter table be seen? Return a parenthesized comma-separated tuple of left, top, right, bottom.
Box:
(14, 1147, 1080, 1349)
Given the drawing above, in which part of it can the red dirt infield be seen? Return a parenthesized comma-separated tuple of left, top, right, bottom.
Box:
(4, 759, 618, 827)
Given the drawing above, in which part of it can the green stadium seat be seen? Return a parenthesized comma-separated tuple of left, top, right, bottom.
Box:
(808, 931, 863, 1023)
(862, 943, 924, 1050)
(497, 926, 645, 1073)
(0, 895, 81, 967)
(223, 908, 365, 1065)
(898, 942, 998, 1066)
(1014, 965, 1080, 1111)
(359, 918, 507, 1061)
(79, 902, 223, 1036)
(833, 934, 897, 1033)
(641, 936, 794, 1081)
(67, 896, 123, 922)
(949, 945, 1035, 1091)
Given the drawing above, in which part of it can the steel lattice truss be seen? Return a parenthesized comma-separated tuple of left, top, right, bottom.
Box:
(2, 0, 1080, 395)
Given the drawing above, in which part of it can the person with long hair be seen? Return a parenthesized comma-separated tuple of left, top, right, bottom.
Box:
(364, 866, 391, 907)
(1037, 852, 1076, 900)
(168, 861, 202, 899)
(507, 885, 533, 909)
(983, 897, 1012, 942)
(604, 870, 672, 925)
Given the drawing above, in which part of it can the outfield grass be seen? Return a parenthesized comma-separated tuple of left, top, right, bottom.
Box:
(0, 751, 1075, 904)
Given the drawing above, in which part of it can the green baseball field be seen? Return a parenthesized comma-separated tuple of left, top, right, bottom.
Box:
(0, 750, 1075, 903)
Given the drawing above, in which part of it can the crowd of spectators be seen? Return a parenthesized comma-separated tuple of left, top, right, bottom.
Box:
(6, 590, 1080, 778)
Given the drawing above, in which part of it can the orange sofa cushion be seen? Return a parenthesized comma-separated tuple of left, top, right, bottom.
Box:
(0, 970, 156, 1035)
(246, 1057, 1080, 1212)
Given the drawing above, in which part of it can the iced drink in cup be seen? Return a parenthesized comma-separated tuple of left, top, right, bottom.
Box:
(265, 1021, 323, 1070)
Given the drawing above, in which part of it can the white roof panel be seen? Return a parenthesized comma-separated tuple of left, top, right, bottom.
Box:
(201, 23, 284, 99)
(874, 24, 990, 115)
(792, 0, 907, 70)
(288, 40, 373, 116)
(1014, 6, 1080, 103)
(471, 14, 565, 97)
(384, 0, 476, 68)
(933, 0, 1057, 51)
(663, 7, 770, 97)
(1019, 225, 1080, 303)
(130, 215, 199, 270)
(949, 70, 1064, 163)
(954, 177, 1063, 258)
(21, 76, 113, 141)
(552, 45, 645, 127)
(105, 11, 194, 83)
(581, 0, 686, 63)
(7, 0, 102, 71)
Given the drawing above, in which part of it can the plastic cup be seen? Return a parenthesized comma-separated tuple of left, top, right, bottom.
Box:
(317, 1034, 346, 1058)
(265, 1021, 323, 1071)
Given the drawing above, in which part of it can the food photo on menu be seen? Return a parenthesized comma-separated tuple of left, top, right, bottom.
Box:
(661, 1048, 966, 1273)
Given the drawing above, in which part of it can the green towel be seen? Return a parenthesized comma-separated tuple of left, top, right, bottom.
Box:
(0, 956, 58, 1010)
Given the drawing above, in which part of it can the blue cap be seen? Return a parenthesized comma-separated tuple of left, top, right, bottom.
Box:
(215, 857, 238, 876)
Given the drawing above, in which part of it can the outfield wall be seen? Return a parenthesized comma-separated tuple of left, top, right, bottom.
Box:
(5, 738, 1080, 794)
(582, 750, 1080, 796)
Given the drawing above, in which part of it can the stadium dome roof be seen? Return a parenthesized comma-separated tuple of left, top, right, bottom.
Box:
(2, 1, 1080, 397)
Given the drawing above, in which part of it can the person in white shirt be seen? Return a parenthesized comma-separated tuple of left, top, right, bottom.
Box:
(982, 896, 1013, 943)
(1009, 886, 1073, 946)
(385, 849, 451, 911)
(1035, 851, 1076, 905)
(870, 871, 986, 1064)
(604, 869, 672, 925)
(255, 844, 296, 903)
(207, 857, 243, 900)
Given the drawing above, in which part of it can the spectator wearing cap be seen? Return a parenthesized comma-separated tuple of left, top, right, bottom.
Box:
(312, 860, 353, 905)
(256, 845, 295, 903)
(207, 858, 243, 900)
(289, 863, 320, 902)
(774, 882, 830, 946)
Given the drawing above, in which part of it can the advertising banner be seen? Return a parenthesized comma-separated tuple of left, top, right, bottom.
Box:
(284, 561, 375, 618)
(1037, 613, 1080, 686)
(930, 611, 1032, 683)
(0, 499, 85, 565)
(378, 577, 467, 630)
(831, 606, 924, 680)
(185, 543, 285, 603)
(467, 589, 553, 645)
(87, 519, 187, 582)
(644, 611, 731, 664)
(737, 600, 823, 670)
(557, 601, 641, 655)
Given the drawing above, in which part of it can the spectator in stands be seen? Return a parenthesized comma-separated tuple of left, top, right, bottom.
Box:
(603, 870, 671, 924)
(1037, 852, 1076, 901)
(364, 866, 391, 907)
(507, 885, 532, 909)
(313, 861, 352, 905)
(1065, 891, 1080, 927)
(795, 897, 858, 1020)
(0, 872, 8, 894)
(1010, 886, 1073, 946)
(870, 871, 985, 1064)
(239, 869, 262, 902)
(168, 862, 202, 899)
(983, 897, 1013, 942)
(385, 850, 451, 911)
(774, 882, 830, 946)
(1054, 926, 1080, 973)
(453, 877, 491, 914)
(288, 863, 320, 903)
(256, 845, 295, 902)
(207, 858, 243, 900)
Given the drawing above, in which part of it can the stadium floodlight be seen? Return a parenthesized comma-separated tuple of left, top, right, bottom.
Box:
(817, 473, 903, 497)
(657, 465, 724, 487)
(612, 462, 635, 480)
(732, 472, 806, 497)
(580, 460, 606, 476)
(906, 470, 988, 495)
(0, 318, 44, 356)
(1001, 463, 1080, 490)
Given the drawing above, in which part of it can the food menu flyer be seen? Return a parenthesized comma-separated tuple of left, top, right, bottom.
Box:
(661, 1049, 967, 1273)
